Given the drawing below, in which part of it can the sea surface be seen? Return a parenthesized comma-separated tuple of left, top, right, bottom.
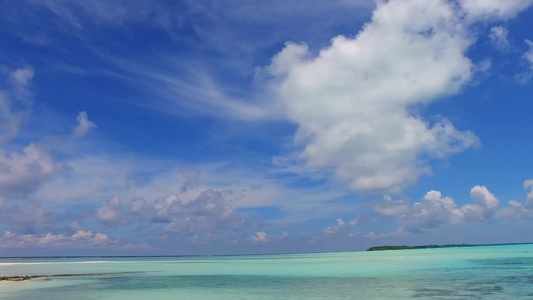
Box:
(1, 244, 533, 299)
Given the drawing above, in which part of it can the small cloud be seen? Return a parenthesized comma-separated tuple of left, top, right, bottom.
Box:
(4, 202, 56, 231)
(525, 179, 533, 201)
(489, 26, 509, 51)
(8, 67, 33, 86)
(0, 67, 34, 142)
(180, 168, 200, 192)
(348, 232, 360, 238)
(97, 196, 121, 223)
(0, 143, 55, 199)
(375, 195, 410, 217)
(348, 217, 359, 226)
(0, 229, 114, 249)
(152, 189, 246, 242)
(72, 111, 97, 138)
(70, 221, 81, 231)
(365, 227, 404, 239)
(93, 232, 109, 244)
(515, 40, 533, 83)
(129, 198, 145, 214)
(322, 217, 358, 235)
(8, 66, 34, 94)
(252, 231, 268, 243)
(252, 230, 288, 243)
(460, 0, 533, 20)
(497, 179, 533, 220)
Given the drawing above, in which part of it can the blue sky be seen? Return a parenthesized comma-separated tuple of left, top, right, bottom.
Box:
(1, 0, 533, 256)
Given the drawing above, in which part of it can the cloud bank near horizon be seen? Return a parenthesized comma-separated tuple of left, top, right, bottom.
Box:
(0, 0, 532, 255)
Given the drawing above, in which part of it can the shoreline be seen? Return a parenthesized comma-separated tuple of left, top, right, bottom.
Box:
(1, 242, 532, 259)
(0, 276, 39, 282)
(0, 272, 139, 282)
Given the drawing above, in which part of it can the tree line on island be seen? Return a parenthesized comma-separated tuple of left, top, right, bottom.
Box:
(367, 242, 533, 251)
(367, 244, 472, 251)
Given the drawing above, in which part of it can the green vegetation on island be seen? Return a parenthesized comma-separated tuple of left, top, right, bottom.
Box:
(367, 244, 471, 251)
(0, 275, 39, 281)
(0, 272, 139, 282)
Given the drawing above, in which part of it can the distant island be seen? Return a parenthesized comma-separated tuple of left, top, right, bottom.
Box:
(367, 242, 533, 251)
(0, 272, 137, 282)
(367, 244, 473, 251)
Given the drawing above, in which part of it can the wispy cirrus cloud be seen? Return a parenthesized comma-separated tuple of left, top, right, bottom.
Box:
(515, 40, 533, 83)
(0, 0, 374, 123)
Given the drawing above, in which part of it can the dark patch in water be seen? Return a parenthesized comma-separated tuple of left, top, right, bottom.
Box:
(470, 257, 533, 267)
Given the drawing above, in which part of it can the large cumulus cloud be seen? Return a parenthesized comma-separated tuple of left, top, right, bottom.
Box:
(375, 185, 500, 232)
(268, 0, 486, 192)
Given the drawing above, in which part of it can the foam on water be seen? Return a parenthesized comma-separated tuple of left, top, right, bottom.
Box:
(1, 244, 533, 299)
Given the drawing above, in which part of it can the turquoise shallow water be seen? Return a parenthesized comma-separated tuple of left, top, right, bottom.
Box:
(1, 244, 533, 299)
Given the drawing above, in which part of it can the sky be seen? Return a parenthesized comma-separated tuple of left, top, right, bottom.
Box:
(0, 0, 533, 256)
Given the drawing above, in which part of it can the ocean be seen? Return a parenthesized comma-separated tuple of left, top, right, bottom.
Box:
(1, 244, 533, 299)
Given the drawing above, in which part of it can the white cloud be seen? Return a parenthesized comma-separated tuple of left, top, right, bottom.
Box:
(515, 40, 533, 83)
(251, 230, 289, 243)
(72, 111, 97, 138)
(0, 143, 55, 199)
(129, 198, 145, 214)
(470, 185, 499, 209)
(404, 190, 464, 231)
(323, 218, 346, 234)
(320, 216, 359, 236)
(96, 196, 122, 222)
(2, 202, 56, 232)
(0, 230, 114, 249)
(252, 231, 268, 242)
(180, 168, 200, 192)
(374, 195, 410, 216)
(365, 227, 405, 239)
(378, 186, 500, 232)
(0, 67, 56, 201)
(524, 40, 533, 68)
(71, 230, 108, 244)
(497, 179, 533, 220)
(38, 232, 67, 245)
(32, 152, 352, 229)
(459, 0, 533, 20)
(348, 218, 359, 226)
(0, 66, 34, 143)
(489, 26, 509, 51)
(268, 0, 480, 193)
(152, 189, 245, 239)
(525, 179, 533, 201)
(93, 232, 109, 244)
(8, 66, 34, 99)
